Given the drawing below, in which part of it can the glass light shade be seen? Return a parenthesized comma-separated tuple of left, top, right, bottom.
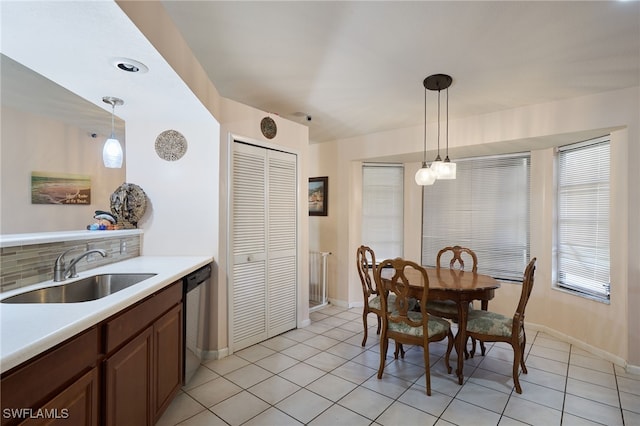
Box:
(103, 137, 123, 168)
(414, 165, 437, 185)
(437, 161, 457, 180)
(431, 160, 444, 177)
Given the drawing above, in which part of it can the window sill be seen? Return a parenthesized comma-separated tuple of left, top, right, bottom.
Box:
(552, 284, 610, 305)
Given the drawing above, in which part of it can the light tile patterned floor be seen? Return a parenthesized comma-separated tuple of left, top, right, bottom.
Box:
(158, 305, 640, 425)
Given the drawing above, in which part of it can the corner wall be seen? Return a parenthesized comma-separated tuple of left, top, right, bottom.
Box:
(118, 1, 311, 357)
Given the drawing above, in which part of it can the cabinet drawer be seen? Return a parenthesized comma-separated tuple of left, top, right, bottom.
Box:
(103, 281, 181, 354)
(1, 327, 99, 426)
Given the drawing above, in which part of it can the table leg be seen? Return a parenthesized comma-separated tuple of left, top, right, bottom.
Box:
(455, 301, 470, 385)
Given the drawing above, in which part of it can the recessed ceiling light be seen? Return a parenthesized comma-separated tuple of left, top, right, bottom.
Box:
(111, 57, 148, 73)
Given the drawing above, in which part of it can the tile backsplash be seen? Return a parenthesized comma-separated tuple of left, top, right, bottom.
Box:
(0, 235, 141, 292)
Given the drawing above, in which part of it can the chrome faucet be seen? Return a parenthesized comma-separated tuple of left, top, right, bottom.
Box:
(53, 247, 107, 282)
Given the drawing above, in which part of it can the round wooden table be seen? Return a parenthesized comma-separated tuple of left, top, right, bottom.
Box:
(380, 266, 500, 384)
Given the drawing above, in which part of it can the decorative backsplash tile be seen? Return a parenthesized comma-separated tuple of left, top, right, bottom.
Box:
(0, 235, 141, 292)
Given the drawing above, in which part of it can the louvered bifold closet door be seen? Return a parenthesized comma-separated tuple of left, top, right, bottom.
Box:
(267, 150, 297, 335)
(231, 143, 268, 350)
(231, 142, 298, 352)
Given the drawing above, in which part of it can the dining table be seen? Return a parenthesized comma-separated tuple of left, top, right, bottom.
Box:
(380, 266, 500, 385)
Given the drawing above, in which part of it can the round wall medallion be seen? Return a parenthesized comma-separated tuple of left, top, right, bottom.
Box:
(260, 116, 277, 139)
(155, 129, 187, 161)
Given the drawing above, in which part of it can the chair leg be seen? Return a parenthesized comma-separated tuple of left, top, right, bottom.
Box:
(444, 330, 454, 374)
(423, 344, 432, 396)
(361, 311, 368, 347)
(394, 342, 405, 359)
(512, 343, 523, 394)
(376, 315, 382, 335)
(479, 340, 486, 356)
(377, 333, 389, 379)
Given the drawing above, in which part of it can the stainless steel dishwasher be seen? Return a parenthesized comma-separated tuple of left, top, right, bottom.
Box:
(182, 263, 211, 385)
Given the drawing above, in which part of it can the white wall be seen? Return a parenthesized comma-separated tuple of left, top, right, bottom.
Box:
(311, 87, 639, 368)
(125, 118, 220, 256)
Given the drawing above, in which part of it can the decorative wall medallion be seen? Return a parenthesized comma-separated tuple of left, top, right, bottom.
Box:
(155, 129, 187, 161)
(260, 116, 277, 139)
(110, 182, 147, 229)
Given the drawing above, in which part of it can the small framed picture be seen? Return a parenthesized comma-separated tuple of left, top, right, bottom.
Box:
(309, 176, 328, 216)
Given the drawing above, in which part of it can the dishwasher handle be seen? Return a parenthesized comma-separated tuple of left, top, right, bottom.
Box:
(183, 264, 212, 293)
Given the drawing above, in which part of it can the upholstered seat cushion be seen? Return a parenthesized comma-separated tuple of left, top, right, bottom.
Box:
(368, 294, 417, 312)
(387, 312, 450, 337)
(467, 310, 523, 338)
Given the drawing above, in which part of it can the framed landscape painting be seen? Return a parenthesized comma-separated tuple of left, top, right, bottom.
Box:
(309, 176, 328, 216)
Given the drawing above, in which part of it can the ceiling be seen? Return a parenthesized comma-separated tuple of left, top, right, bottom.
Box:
(1, 1, 638, 151)
(161, 0, 640, 143)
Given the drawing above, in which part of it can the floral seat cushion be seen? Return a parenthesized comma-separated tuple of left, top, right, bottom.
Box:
(467, 310, 524, 338)
(368, 294, 417, 312)
(387, 312, 450, 337)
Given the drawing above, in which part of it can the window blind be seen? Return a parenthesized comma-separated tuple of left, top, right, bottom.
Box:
(557, 137, 610, 300)
(362, 164, 404, 261)
(421, 154, 530, 281)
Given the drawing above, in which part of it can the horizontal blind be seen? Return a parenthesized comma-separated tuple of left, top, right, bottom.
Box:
(422, 154, 530, 280)
(362, 164, 404, 261)
(557, 137, 610, 299)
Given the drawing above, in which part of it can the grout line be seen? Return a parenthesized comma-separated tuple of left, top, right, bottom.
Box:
(169, 306, 633, 425)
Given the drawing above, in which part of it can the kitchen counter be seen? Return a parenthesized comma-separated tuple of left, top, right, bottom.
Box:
(0, 229, 143, 248)
(0, 255, 212, 374)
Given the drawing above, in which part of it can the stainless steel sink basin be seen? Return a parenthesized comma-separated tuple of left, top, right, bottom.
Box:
(1, 273, 157, 304)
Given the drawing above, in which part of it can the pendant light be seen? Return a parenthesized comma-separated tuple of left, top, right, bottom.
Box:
(102, 96, 124, 168)
(425, 74, 456, 180)
(414, 79, 437, 186)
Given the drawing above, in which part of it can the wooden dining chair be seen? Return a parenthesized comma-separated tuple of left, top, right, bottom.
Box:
(374, 257, 454, 396)
(465, 257, 537, 394)
(356, 245, 382, 347)
(426, 245, 482, 357)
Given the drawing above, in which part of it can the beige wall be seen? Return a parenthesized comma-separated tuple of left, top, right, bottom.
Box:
(0, 107, 126, 234)
(311, 87, 639, 370)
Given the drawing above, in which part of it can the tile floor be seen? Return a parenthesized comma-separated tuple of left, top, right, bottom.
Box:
(158, 305, 640, 425)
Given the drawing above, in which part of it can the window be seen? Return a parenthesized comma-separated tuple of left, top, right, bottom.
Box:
(362, 164, 404, 261)
(421, 154, 530, 281)
(557, 137, 610, 301)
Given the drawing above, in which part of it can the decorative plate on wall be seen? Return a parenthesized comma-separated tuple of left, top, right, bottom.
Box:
(260, 116, 277, 139)
(155, 129, 188, 161)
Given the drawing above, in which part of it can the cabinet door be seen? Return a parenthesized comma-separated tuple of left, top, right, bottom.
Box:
(153, 304, 183, 422)
(104, 327, 153, 426)
(18, 368, 98, 426)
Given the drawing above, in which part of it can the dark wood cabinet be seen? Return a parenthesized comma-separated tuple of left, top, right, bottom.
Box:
(0, 328, 99, 426)
(104, 327, 153, 426)
(21, 368, 99, 426)
(1, 280, 183, 426)
(153, 304, 183, 422)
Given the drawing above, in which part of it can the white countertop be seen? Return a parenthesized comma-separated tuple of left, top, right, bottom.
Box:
(0, 255, 212, 374)
(0, 229, 143, 248)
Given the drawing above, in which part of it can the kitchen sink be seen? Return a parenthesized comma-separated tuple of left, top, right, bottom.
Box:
(1, 273, 157, 304)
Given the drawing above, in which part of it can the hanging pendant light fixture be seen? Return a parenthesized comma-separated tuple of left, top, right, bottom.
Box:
(414, 80, 437, 186)
(102, 96, 124, 168)
(425, 74, 456, 180)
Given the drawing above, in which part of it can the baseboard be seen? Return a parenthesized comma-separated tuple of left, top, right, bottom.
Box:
(327, 298, 350, 308)
(299, 318, 311, 327)
(527, 322, 633, 370)
(199, 347, 229, 361)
